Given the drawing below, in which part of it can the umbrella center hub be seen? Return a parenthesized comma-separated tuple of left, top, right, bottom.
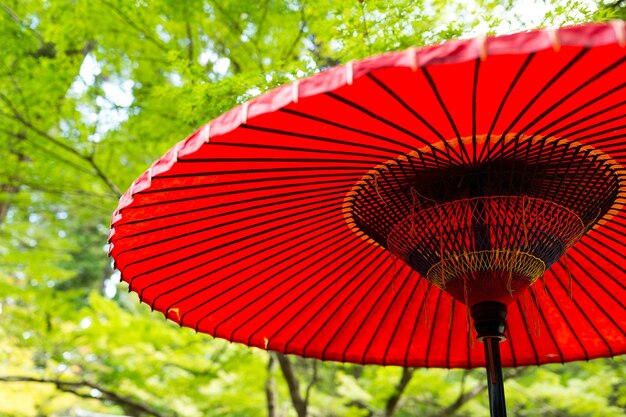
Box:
(344, 134, 622, 305)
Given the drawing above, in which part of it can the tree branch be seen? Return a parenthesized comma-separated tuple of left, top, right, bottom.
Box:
(430, 367, 527, 417)
(0, 376, 170, 417)
(276, 353, 308, 417)
(384, 367, 415, 417)
(0, 98, 121, 197)
(265, 353, 277, 417)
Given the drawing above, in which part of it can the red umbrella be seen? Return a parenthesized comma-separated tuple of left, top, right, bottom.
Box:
(109, 21, 626, 416)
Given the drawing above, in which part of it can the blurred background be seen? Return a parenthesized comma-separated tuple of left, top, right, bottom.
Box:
(1, 0, 625, 416)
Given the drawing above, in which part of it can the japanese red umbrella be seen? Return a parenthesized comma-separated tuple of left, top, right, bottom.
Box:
(109, 22, 626, 416)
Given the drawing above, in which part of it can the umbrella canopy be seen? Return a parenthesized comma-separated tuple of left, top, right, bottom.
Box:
(109, 21, 626, 372)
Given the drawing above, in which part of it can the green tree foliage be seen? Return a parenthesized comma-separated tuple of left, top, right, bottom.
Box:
(0, 1, 624, 416)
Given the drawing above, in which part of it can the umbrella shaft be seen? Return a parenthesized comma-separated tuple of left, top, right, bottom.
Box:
(484, 337, 507, 417)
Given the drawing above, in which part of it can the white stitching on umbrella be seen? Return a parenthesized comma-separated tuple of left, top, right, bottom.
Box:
(407, 46, 419, 71)
(292, 79, 300, 103)
(612, 20, 625, 47)
(547, 28, 561, 52)
(241, 101, 249, 124)
(346, 61, 354, 85)
(477, 36, 487, 61)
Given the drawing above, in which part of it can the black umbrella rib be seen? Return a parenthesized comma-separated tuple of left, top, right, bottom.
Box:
(123, 201, 343, 280)
(403, 282, 434, 368)
(121, 199, 342, 271)
(420, 66, 470, 165)
(124, 175, 359, 209)
(241, 122, 411, 156)
(180, 156, 380, 164)
(134, 173, 358, 196)
(515, 297, 540, 366)
(270, 244, 386, 353)
(381, 266, 423, 365)
(563, 254, 626, 342)
(527, 82, 626, 142)
(297, 250, 391, 356)
(365, 72, 464, 164)
(336, 264, 413, 364)
(208, 140, 392, 160)
(518, 56, 626, 138)
(130, 210, 346, 298)
(275, 109, 446, 163)
(487, 49, 589, 160)
(547, 264, 613, 355)
(154, 219, 348, 313)
(423, 290, 445, 368)
(480, 53, 535, 162)
(119, 182, 353, 227)
(529, 286, 565, 363)
(541, 100, 626, 139)
(472, 58, 481, 164)
(189, 228, 361, 333)
(170, 221, 351, 325)
(444, 299, 457, 369)
(319, 260, 396, 362)
(540, 269, 590, 361)
(117, 188, 349, 240)
(209, 231, 367, 338)
(157, 166, 374, 178)
(359, 262, 417, 365)
(325, 91, 443, 151)
(119, 191, 346, 247)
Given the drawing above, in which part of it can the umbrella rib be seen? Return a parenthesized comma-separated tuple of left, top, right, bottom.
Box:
(179, 156, 380, 164)
(404, 282, 434, 367)
(274, 245, 387, 354)
(145, 218, 348, 311)
(420, 66, 470, 165)
(117, 198, 341, 260)
(275, 109, 444, 159)
(571, 240, 626, 292)
(156, 166, 373, 178)
(365, 73, 464, 164)
(298, 250, 392, 357)
(381, 264, 423, 365)
(423, 290, 445, 368)
(140, 172, 363, 195)
(182, 226, 360, 330)
(123, 202, 342, 283)
(124, 175, 360, 210)
(319, 260, 396, 363)
(359, 264, 417, 365)
(481, 53, 535, 162)
(527, 82, 626, 144)
(118, 182, 353, 227)
(325, 91, 444, 151)
(171, 222, 353, 327)
(117, 187, 349, 240)
(207, 232, 367, 338)
(559, 255, 626, 346)
(515, 297, 540, 366)
(210, 138, 393, 160)
(486, 48, 589, 160)
(529, 286, 565, 363)
(548, 262, 613, 354)
(472, 58, 480, 165)
(541, 269, 590, 361)
(541, 100, 626, 141)
(518, 56, 626, 138)
(444, 298, 456, 369)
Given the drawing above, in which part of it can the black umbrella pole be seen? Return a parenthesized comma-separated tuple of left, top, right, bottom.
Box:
(483, 337, 506, 417)
(471, 302, 508, 417)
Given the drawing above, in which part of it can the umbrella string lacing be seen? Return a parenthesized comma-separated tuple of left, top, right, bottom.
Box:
(373, 171, 388, 207)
